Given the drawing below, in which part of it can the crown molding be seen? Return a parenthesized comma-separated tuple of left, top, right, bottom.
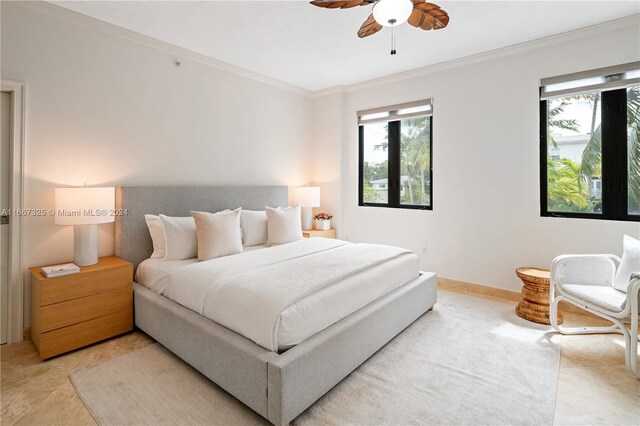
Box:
(313, 14, 640, 96)
(17, 1, 314, 97)
(16, 2, 640, 99)
(310, 85, 347, 98)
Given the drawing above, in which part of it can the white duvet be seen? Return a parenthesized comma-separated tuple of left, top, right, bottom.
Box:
(159, 238, 418, 352)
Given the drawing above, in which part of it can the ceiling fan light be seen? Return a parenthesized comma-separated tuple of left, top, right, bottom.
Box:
(373, 0, 413, 27)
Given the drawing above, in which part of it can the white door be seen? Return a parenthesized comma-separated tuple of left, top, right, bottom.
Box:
(1, 91, 10, 345)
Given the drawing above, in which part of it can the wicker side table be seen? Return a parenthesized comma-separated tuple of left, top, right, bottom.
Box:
(515, 267, 563, 325)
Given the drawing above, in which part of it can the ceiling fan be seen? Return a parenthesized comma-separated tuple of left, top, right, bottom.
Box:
(310, 0, 449, 54)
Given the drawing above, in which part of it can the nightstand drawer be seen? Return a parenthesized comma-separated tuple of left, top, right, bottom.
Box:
(40, 287, 132, 332)
(39, 310, 132, 360)
(36, 260, 132, 305)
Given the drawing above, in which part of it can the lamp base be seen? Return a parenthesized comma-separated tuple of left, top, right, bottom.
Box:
(301, 206, 313, 231)
(74, 224, 99, 266)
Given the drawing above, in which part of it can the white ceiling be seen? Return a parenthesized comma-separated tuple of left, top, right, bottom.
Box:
(51, 1, 639, 92)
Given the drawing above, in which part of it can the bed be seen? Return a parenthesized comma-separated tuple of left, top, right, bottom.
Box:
(115, 185, 437, 425)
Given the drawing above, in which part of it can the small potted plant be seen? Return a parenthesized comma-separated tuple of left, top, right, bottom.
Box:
(313, 212, 333, 230)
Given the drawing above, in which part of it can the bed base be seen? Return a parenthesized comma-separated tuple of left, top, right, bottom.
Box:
(134, 272, 437, 425)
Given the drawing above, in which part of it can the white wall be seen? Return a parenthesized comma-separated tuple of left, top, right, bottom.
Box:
(311, 91, 345, 232)
(1, 2, 312, 326)
(312, 20, 640, 292)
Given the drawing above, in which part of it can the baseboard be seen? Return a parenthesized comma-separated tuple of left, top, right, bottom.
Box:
(23, 326, 30, 340)
(437, 277, 600, 319)
(438, 277, 520, 303)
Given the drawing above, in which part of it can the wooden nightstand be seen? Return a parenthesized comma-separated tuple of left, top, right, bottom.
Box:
(30, 256, 133, 360)
(302, 229, 336, 239)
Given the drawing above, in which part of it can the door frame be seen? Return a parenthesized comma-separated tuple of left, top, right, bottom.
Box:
(1, 80, 25, 344)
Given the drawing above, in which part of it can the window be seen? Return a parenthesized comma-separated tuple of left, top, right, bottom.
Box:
(629, 86, 640, 215)
(540, 62, 640, 221)
(359, 100, 432, 209)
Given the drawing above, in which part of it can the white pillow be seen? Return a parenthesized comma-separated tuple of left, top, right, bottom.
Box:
(159, 215, 197, 260)
(241, 210, 268, 247)
(613, 235, 640, 292)
(266, 206, 303, 246)
(192, 208, 243, 261)
(144, 214, 166, 259)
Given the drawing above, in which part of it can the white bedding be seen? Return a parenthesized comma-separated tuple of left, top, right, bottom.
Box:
(136, 245, 268, 293)
(136, 258, 196, 294)
(138, 239, 419, 352)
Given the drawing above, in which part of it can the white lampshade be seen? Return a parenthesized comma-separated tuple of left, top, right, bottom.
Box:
(290, 186, 320, 207)
(55, 187, 115, 225)
(373, 0, 413, 27)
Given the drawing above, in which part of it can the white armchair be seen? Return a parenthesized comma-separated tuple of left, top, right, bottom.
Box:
(550, 254, 639, 378)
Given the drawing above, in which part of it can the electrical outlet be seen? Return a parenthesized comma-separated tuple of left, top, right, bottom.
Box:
(422, 247, 428, 255)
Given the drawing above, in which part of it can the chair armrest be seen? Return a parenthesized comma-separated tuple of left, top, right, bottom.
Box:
(605, 254, 622, 269)
(551, 254, 617, 288)
(628, 273, 640, 295)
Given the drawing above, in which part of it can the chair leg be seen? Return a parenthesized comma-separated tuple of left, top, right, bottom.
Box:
(550, 296, 622, 335)
(627, 293, 639, 378)
(551, 295, 639, 378)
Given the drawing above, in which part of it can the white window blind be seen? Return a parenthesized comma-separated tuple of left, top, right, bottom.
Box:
(357, 99, 432, 125)
(540, 61, 640, 100)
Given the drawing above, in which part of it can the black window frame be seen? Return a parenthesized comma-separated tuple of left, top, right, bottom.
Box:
(540, 87, 639, 222)
(359, 116, 433, 210)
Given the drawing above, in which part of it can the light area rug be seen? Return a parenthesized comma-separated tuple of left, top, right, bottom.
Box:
(70, 291, 561, 425)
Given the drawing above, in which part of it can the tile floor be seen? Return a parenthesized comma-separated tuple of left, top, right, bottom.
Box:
(1, 289, 638, 425)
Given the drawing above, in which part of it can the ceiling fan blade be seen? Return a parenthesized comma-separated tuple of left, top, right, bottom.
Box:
(310, 0, 371, 9)
(357, 14, 383, 38)
(408, 1, 449, 30)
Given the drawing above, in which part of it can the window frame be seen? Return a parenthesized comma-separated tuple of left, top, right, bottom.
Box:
(540, 88, 639, 222)
(358, 116, 433, 210)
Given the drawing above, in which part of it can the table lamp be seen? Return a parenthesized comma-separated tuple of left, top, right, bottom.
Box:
(55, 186, 115, 266)
(290, 186, 320, 231)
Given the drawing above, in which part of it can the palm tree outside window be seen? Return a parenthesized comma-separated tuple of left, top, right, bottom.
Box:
(540, 62, 640, 222)
(359, 100, 433, 210)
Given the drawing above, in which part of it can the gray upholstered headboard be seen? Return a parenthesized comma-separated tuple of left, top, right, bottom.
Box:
(115, 186, 288, 274)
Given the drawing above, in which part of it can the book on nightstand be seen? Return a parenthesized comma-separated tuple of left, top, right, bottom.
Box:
(41, 263, 80, 278)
